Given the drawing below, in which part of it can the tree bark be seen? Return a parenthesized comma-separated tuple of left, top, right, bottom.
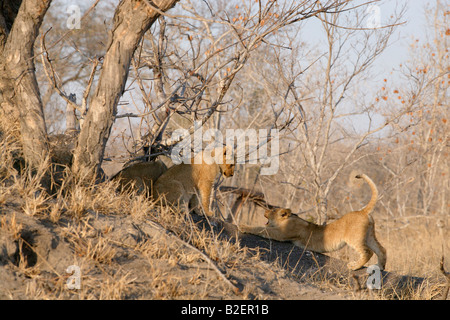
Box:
(65, 93, 78, 133)
(0, 0, 52, 171)
(72, 0, 178, 182)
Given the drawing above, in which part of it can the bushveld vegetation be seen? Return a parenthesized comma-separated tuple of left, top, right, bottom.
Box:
(0, 0, 448, 299)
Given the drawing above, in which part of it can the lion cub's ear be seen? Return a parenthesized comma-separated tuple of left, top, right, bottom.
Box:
(223, 146, 232, 158)
(210, 146, 229, 156)
(223, 146, 235, 163)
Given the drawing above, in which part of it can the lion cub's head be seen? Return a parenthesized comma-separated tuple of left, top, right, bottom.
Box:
(264, 208, 293, 226)
(220, 163, 235, 177)
(215, 147, 235, 178)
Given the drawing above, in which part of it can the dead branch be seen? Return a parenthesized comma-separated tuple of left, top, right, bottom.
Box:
(143, 218, 243, 295)
(40, 27, 98, 120)
(81, 58, 99, 117)
(40, 28, 82, 113)
(219, 186, 278, 210)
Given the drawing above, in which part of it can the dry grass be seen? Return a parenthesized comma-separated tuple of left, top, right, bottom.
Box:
(382, 216, 448, 277)
(0, 133, 448, 300)
(1, 213, 22, 240)
(0, 150, 271, 299)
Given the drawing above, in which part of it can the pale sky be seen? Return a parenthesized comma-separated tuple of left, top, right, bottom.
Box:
(376, 0, 430, 74)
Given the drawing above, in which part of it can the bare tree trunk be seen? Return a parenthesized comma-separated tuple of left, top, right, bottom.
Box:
(0, 0, 52, 172)
(65, 93, 78, 133)
(72, 0, 178, 182)
(0, 1, 21, 128)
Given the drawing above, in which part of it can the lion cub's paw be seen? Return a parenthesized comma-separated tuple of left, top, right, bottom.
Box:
(238, 225, 252, 233)
(376, 262, 385, 271)
(347, 261, 364, 271)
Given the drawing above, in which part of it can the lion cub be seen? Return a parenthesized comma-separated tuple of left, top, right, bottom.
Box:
(154, 147, 235, 216)
(111, 160, 167, 195)
(240, 174, 386, 270)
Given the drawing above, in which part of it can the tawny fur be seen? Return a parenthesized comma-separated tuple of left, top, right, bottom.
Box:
(240, 174, 386, 270)
(154, 147, 235, 216)
(111, 160, 167, 195)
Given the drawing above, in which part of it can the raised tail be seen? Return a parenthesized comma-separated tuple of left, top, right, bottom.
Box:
(355, 173, 378, 215)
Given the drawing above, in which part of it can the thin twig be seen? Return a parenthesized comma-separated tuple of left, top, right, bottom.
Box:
(40, 28, 83, 113)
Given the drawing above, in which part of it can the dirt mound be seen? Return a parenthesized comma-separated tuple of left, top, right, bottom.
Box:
(2, 197, 442, 300)
(1, 172, 446, 300)
(1, 199, 355, 299)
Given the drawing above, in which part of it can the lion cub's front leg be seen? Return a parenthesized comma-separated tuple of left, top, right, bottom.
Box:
(239, 225, 290, 242)
(239, 225, 266, 235)
(197, 180, 214, 216)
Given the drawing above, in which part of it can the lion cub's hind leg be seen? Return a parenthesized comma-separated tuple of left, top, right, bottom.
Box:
(366, 224, 387, 270)
(346, 223, 386, 271)
(156, 180, 191, 213)
(347, 244, 374, 271)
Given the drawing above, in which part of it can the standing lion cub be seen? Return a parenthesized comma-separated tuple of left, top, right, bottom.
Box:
(154, 147, 235, 216)
(240, 174, 386, 270)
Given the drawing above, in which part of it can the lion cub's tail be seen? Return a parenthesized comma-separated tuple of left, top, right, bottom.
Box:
(354, 173, 378, 215)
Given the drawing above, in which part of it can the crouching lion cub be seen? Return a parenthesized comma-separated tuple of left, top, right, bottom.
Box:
(154, 147, 235, 216)
(240, 174, 386, 270)
(111, 160, 167, 195)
